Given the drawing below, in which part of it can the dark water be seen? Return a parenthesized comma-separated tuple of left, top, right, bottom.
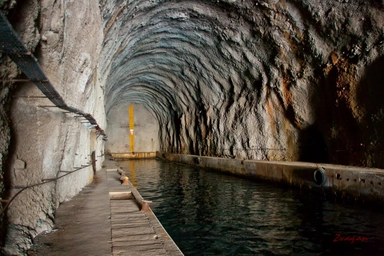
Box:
(119, 159, 384, 256)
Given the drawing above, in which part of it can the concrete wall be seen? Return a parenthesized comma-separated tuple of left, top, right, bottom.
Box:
(159, 152, 384, 204)
(106, 104, 159, 154)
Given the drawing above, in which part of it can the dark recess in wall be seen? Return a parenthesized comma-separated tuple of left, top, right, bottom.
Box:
(298, 125, 328, 164)
(356, 55, 384, 167)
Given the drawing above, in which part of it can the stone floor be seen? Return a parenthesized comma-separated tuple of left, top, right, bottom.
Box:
(29, 158, 183, 256)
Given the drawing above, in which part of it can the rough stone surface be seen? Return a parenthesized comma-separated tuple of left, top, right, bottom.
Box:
(0, 1, 39, 252)
(13, 159, 25, 170)
(100, 0, 384, 167)
(0, 1, 106, 255)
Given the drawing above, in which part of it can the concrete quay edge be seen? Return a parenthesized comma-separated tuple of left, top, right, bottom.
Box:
(157, 152, 384, 204)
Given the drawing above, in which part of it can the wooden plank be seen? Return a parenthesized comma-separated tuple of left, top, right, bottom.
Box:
(110, 203, 138, 209)
(110, 208, 139, 214)
(110, 205, 138, 211)
(110, 207, 139, 212)
(111, 223, 147, 229)
(112, 240, 163, 247)
(110, 206, 142, 212)
(114, 247, 167, 254)
(111, 221, 149, 227)
(111, 213, 145, 219)
(111, 218, 149, 225)
(110, 202, 138, 208)
(114, 245, 166, 252)
(112, 225, 154, 232)
(110, 206, 138, 212)
(111, 209, 143, 215)
(109, 191, 134, 200)
(112, 232, 156, 240)
(110, 213, 148, 220)
(110, 215, 147, 221)
(110, 214, 148, 220)
(110, 206, 138, 211)
(110, 213, 147, 220)
(112, 227, 154, 236)
(110, 199, 137, 205)
(112, 233, 159, 242)
(113, 249, 167, 256)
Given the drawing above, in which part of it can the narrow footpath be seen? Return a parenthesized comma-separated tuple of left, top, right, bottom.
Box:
(30, 158, 183, 256)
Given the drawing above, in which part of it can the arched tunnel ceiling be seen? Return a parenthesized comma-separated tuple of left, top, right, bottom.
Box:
(103, 0, 289, 115)
(100, 0, 384, 164)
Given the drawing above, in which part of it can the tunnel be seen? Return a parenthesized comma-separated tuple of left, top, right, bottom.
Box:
(0, 0, 384, 254)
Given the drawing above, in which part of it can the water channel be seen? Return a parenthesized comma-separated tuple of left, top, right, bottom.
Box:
(118, 159, 384, 255)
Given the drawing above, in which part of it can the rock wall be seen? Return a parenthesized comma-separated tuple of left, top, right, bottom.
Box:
(0, 1, 106, 254)
(101, 0, 384, 167)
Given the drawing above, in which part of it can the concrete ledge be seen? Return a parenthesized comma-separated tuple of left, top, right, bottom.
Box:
(111, 152, 157, 159)
(158, 152, 384, 204)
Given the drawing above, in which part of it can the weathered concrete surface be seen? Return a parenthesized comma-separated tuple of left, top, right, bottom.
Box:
(106, 104, 159, 154)
(164, 152, 246, 176)
(160, 152, 384, 204)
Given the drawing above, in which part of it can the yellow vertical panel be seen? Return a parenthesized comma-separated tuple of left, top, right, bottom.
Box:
(129, 105, 134, 129)
(129, 105, 134, 153)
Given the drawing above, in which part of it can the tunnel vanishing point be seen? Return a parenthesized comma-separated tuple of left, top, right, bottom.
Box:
(0, 0, 384, 254)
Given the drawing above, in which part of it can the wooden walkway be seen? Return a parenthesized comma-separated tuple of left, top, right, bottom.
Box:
(30, 158, 183, 256)
(110, 200, 167, 255)
(107, 167, 183, 256)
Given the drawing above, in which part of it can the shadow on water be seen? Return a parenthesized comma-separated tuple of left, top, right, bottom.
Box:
(118, 159, 384, 255)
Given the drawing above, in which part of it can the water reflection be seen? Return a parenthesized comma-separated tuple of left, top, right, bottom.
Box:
(119, 159, 384, 255)
(127, 161, 137, 187)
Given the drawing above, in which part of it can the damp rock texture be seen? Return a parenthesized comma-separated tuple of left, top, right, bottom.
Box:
(0, 1, 105, 254)
(101, 0, 384, 167)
